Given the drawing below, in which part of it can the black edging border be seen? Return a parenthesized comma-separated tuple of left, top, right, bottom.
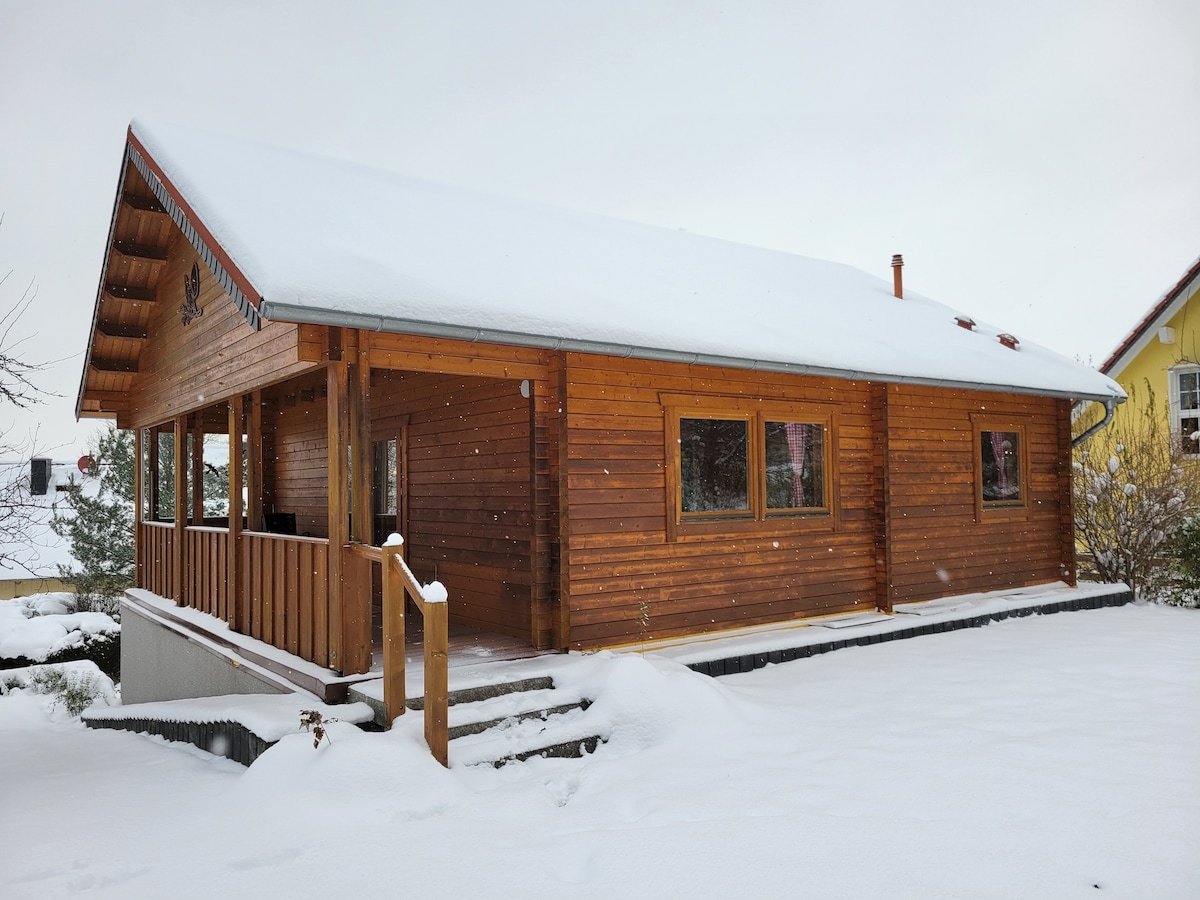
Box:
(83, 716, 272, 767)
(686, 588, 1134, 678)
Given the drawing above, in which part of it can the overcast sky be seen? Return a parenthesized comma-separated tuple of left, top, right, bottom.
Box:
(1, 0, 1198, 454)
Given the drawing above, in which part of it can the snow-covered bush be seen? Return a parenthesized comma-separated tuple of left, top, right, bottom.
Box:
(1159, 517, 1200, 608)
(1073, 384, 1200, 600)
(0, 661, 117, 717)
(0, 592, 121, 679)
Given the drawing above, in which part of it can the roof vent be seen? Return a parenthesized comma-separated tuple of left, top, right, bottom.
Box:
(891, 254, 904, 299)
(998, 333, 1020, 350)
(955, 316, 976, 331)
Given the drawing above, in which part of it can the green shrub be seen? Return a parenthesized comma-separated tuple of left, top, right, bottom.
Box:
(1160, 517, 1200, 609)
(28, 665, 103, 716)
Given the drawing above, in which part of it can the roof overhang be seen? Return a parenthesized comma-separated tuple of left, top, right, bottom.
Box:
(1101, 255, 1200, 378)
(262, 299, 1125, 404)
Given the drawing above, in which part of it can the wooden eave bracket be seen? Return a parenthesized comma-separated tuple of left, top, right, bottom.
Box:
(120, 191, 168, 215)
(96, 321, 149, 341)
(88, 357, 139, 374)
(112, 240, 168, 262)
(103, 283, 157, 303)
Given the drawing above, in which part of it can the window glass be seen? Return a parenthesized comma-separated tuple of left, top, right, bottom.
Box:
(981, 430, 1021, 502)
(680, 418, 749, 513)
(765, 421, 824, 509)
(1179, 371, 1200, 412)
(1182, 417, 1200, 455)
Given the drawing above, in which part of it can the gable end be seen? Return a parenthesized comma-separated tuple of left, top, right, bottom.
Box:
(125, 139, 260, 332)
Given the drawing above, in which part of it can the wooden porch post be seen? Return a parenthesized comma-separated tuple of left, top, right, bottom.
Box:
(134, 427, 143, 590)
(228, 395, 244, 629)
(327, 336, 348, 673)
(247, 390, 263, 534)
(173, 415, 187, 604)
(342, 339, 373, 673)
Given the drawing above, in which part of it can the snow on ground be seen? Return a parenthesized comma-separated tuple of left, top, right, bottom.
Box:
(0, 603, 1196, 899)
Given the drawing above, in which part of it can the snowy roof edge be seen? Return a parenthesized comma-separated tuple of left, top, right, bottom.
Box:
(124, 118, 1125, 404)
(261, 299, 1114, 402)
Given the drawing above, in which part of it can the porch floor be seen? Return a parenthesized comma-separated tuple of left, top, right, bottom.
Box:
(368, 620, 557, 674)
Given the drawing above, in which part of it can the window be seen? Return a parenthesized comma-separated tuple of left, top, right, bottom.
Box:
(665, 396, 834, 537)
(980, 430, 1021, 503)
(1171, 366, 1200, 456)
(372, 438, 399, 546)
(972, 417, 1027, 518)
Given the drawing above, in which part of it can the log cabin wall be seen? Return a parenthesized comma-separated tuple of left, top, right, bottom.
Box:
(371, 370, 533, 640)
(266, 381, 330, 538)
(123, 231, 317, 432)
(561, 353, 879, 649)
(883, 384, 1069, 601)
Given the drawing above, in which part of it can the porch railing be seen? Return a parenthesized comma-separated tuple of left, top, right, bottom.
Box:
(184, 526, 229, 621)
(350, 536, 449, 767)
(242, 532, 331, 667)
(139, 521, 176, 599)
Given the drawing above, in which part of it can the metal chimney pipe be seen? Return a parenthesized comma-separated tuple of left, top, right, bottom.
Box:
(891, 254, 904, 299)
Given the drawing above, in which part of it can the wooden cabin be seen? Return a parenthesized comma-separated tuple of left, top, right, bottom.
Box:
(77, 121, 1124, 698)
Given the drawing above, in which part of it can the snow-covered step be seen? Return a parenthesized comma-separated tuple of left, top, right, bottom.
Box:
(449, 700, 604, 768)
(347, 674, 555, 727)
(446, 686, 591, 740)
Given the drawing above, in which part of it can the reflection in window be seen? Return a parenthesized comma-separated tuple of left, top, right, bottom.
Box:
(981, 430, 1021, 502)
(680, 418, 749, 514)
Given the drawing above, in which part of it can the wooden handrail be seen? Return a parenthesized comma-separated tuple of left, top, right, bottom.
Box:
(372, 535, 449, 767)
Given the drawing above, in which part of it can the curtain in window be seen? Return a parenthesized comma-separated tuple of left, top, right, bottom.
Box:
(990, 430, 1008, 496)
(784, 422, 808, 507)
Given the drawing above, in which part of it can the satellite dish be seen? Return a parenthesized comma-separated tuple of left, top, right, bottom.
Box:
(78, 456, 94, 474)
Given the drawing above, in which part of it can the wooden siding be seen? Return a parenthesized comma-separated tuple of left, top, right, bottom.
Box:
(266, 381, 331, 538)
(561, 354, 878, 649)
(371, 370, 533, 641)
(121, 231, 316, 431)
(883, 384, 1069, 601)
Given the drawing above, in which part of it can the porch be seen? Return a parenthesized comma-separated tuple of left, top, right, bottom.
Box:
(132, 355, 560, 682)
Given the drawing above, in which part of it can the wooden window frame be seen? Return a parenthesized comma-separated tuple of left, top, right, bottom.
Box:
(971, 415, 1029, 522)
(662, 393, 839, 541)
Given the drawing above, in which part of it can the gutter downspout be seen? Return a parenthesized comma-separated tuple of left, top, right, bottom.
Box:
(1071, 397, 1117, 448)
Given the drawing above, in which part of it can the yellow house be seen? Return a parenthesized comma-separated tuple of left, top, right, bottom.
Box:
(1096, 256, 1200, 451)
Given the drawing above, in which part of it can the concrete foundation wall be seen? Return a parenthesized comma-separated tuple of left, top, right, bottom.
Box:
(120, 600, 288, 704)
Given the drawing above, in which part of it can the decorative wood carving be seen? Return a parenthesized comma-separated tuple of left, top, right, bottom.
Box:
(180, 261, 203, 325)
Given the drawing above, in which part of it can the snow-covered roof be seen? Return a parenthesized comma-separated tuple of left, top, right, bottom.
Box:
(128, 119, 1123, 402)
(1100, 254, 1200, 379)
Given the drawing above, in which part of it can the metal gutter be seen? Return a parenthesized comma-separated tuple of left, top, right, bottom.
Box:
(1070, 397, 1117, 448)
(259, 300, 1126, 405)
